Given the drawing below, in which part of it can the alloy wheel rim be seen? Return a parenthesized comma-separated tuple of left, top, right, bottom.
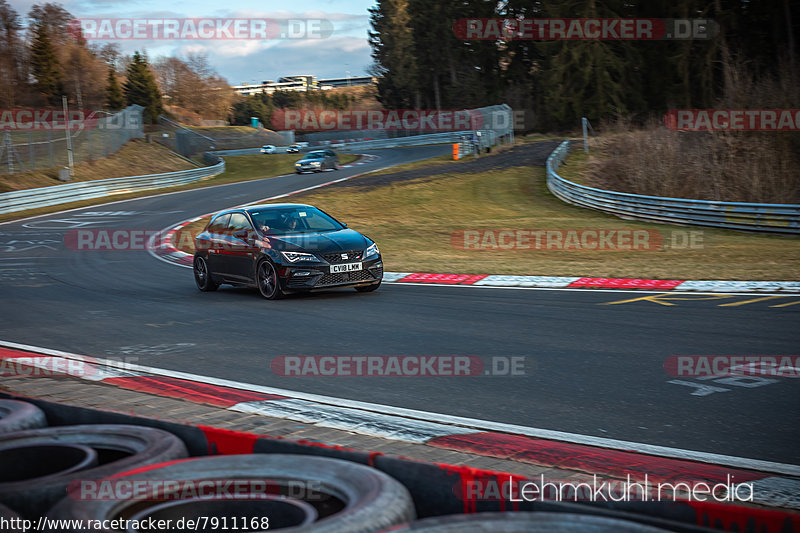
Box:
(259, 262, 276, 296)
(195, 258, 207, 284)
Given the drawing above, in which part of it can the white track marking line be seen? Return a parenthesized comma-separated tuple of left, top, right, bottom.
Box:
(1, 338, 799, 477)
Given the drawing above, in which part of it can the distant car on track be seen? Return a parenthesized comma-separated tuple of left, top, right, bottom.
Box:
(295, 150, 339, 173)
(193, 204, 382, 299)
(260, 145, 276, 154)
(286, 145, 300, 153)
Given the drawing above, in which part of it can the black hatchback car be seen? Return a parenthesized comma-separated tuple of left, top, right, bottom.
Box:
(193, 204, 382, 299)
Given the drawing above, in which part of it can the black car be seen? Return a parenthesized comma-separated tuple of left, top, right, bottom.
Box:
(193, 204, 382, 299)
(295, 150, 339, 173)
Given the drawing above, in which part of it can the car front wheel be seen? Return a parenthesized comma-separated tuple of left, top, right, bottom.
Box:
(194, 256, 219, 291)
(257, 260, 284, 300)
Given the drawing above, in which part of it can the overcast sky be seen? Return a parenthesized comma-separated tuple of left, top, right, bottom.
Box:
(12, 0, 376, 85)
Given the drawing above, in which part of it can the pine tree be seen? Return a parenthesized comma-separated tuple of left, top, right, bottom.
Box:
(29, 20, 63, 106)
(123, 51, 163, 123)
(369, 0, 419, 108)
(105, 65, 124, 110)
(540, 0, 642, 127)
(0, 0, 25, 108)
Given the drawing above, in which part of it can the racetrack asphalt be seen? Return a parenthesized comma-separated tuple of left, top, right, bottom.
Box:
(0, 142, 798, 466)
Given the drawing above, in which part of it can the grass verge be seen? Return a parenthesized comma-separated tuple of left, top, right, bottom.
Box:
(0, 140, 196, 193)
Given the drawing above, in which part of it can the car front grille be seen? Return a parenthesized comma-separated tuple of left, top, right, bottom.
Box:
(316, 269, 375, 287)
(321, 250, 363, 264)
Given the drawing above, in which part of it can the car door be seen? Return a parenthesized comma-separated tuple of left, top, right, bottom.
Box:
(205, 213, 230, 276)
(327, 150, 338, 168)
(223, 212, 259, 281)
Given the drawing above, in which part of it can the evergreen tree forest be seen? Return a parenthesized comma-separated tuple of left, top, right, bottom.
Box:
(368, 0, 798, 130)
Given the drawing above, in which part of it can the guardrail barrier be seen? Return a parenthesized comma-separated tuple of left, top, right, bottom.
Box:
(546, 141, 800, 235)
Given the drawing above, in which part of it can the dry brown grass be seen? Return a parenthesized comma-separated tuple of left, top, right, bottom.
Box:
(0, 140, 196, 193)
(582, 127, 800, 203)
(584, 61, 800, 203)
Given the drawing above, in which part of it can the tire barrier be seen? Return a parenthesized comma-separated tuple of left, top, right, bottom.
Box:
(126, 496, 318, 532)
(0, 393, 796, 532)
(0, 424, 188, 518)
(392, 511, 673, 532)
(0, 399, 47, 433)
(48, 454, 416, 533)
(0, 443, 98, 483)
(0, 502, 25, 532)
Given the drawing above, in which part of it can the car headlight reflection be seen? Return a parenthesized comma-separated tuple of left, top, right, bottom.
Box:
(363, 243, 380, 260)
(281, 251, 317, 262)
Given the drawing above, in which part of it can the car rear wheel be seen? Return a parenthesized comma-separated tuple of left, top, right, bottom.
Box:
(257, 260, 284, 300)
(193, 256, 219, 291)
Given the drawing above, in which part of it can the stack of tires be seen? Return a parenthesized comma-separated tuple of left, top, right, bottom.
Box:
(0, 399, 702, 532)
(0, 399, 418, 532)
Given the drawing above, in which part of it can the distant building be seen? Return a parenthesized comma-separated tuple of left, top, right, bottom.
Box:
(232, 75, 378, 96)
(317, 76, 378, 88)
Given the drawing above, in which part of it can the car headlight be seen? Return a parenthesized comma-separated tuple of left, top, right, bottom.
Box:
(310, 161, 321, 166)
(281, 251, 317, 263)
(363, 243, 380, 259)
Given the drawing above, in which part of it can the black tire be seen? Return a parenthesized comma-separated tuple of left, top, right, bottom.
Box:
(128, 496, 318, 531)
(393, 512, 671, 532)
(355, 280, 381, 293)
(0, 502, 24, 532)
(0, 424, 188, 518)
(47, 454, 416, 533)
(256, 260, 284, 300)
(193, 255, 219, 292)
(0, 400, 47, 434)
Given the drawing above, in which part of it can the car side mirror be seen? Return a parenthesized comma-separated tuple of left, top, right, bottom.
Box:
(342, 223, 348, 227)
(232, 229, 249, 240)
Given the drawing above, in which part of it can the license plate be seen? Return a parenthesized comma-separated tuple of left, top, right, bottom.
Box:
(331, 262, 362, 273)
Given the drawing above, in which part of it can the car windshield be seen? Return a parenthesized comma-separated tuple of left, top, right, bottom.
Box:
(249, 207, 344, 235)
(305, 152, 324, 159)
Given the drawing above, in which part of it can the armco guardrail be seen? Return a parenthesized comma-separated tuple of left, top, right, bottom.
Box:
(335, 131, 471, 150)
(210, 132, 479, 153)
(0, 155, 224, 215)
(546, 140, 800, 235)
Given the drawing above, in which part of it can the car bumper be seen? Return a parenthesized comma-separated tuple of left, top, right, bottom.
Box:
(277, 257, 383, 292)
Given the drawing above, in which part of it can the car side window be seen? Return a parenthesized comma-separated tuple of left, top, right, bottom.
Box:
(207, 214, 230, 234)
(227, 213, 253, 233)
